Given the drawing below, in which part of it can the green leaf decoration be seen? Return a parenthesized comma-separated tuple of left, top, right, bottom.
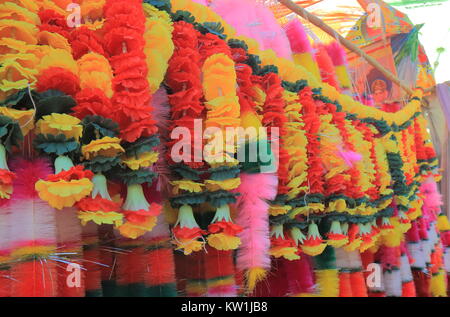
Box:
(171, 10, 195, 23)
(122, 135, 160, 158)
(143, 0, 171, 13)
(81, 115, 119, 144)
(246, 54, 262, 75)
(282, 80, 308, 93)
(0, 115, 23, 152)
(113, 167, 156, 185)
(34, 133, 79, 155)
(196, 22, 226, 39)
(83, 155, 120, 174)
(227, 39, 248, 51)
(208, 165, 240, 181)
(170, 163, 203, 180)
(257, 64, 278, 76)
(35, 90, 76, 121)
(0, 88, 41, 110)
(206, 190, 239, 207)
(169, 192, 207, 208)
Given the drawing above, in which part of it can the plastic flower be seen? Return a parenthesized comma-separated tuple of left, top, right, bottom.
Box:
(343, 223, 362, 251)
(36, 113, 82, 140)
(122, 151, 158, 170)
(397, 211, 412, 233)
(0, 107, 34, 136)
(69, 26, 105, 60)
(326, 220, 348, 248)
(379, 217, 394, 234)
(117, 183, 161, 239)
(35, 156, 94, 210)
(36, 67, 80, 97)
(172, 204, 206, 255)
(204, 178, 241, 191)
(170, 179, 204, 195)
(118, 216, 158, 240)
(269, 205, 292, 216)
(77, 173, 122, 226)
(119, 117, 158, 143)
(0, 169, 15, 199)
(269, 225, 300, 260)
(207, 204, 242, 251)
(82, 136, 124, 160)
(301, 221, 327, 256)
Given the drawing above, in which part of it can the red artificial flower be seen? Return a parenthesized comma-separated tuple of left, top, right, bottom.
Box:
(109, 51, 148, 74)
(38, 9, 70, 38)
(69, 26, 105, 60)
(47, 165, 94, 182)
(0, 169, 15, 186)
(37, 67, 80, 97)
(123, 203, 162, 223)
(198, 32, 231, 62)
(231, 48, 248, 63)
(172, 21, 200, 50)
(173, 226, 206, 240)
(120, 117, 158, 142)
(77, 196, 120, 212)
(104, 27, 146, 57)
(73, 88, 113, 119)
(208, 221, 243, 236)
(271, 235, 297, 248)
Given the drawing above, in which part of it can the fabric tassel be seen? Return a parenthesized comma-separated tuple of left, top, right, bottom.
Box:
(82, 222, 103, 297)
(232, 172, 277, 292)
(55, 207, 85, 297)
(9, 158, 58, 297)
(0, 198, 11, 297)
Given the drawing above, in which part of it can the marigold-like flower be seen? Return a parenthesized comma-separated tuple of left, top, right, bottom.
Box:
(36, 113, 82, 140)
(82, 137, 124, 160)
(326, 220, 348, 248)
(301, 222, 327, 256)
(0, 169, 15, 199)
(35, 162, 94, 210)
(122, 151, 158, 170)
(172, 204, 206, 255)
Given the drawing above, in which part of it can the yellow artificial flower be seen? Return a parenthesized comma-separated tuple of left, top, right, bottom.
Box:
(171, 180, 204, 194)
(78, 53, 113, 75)
(0, 107, 34, 136)
(269, 205, 291, 216)
(38, 48, 78, 75)
(35, 178, 93, 210)
(327, 237, 349, 248)
(82, 137, 124, 160)
(343, 238, 362, 252)
(0, 19, 38, 45)
(118, 216, 158, 239)
(37, 31, 71, 52)
(207, 233, 241, 251)
(0, 183, 12, 199)
(80, 0, 105, 21)
(174, 238, 204, 255)
(78, 210, 123, 227)
(122, 151, 159, 170)
(36, 113, 82, 140)
(290, 203, 325, 217)
(143, 3, 173, 26)
(205, 178, 241, 191)
(301, 243, 327, 257)
(202, 53, 237, 101)
(269, 246, 300, 260)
